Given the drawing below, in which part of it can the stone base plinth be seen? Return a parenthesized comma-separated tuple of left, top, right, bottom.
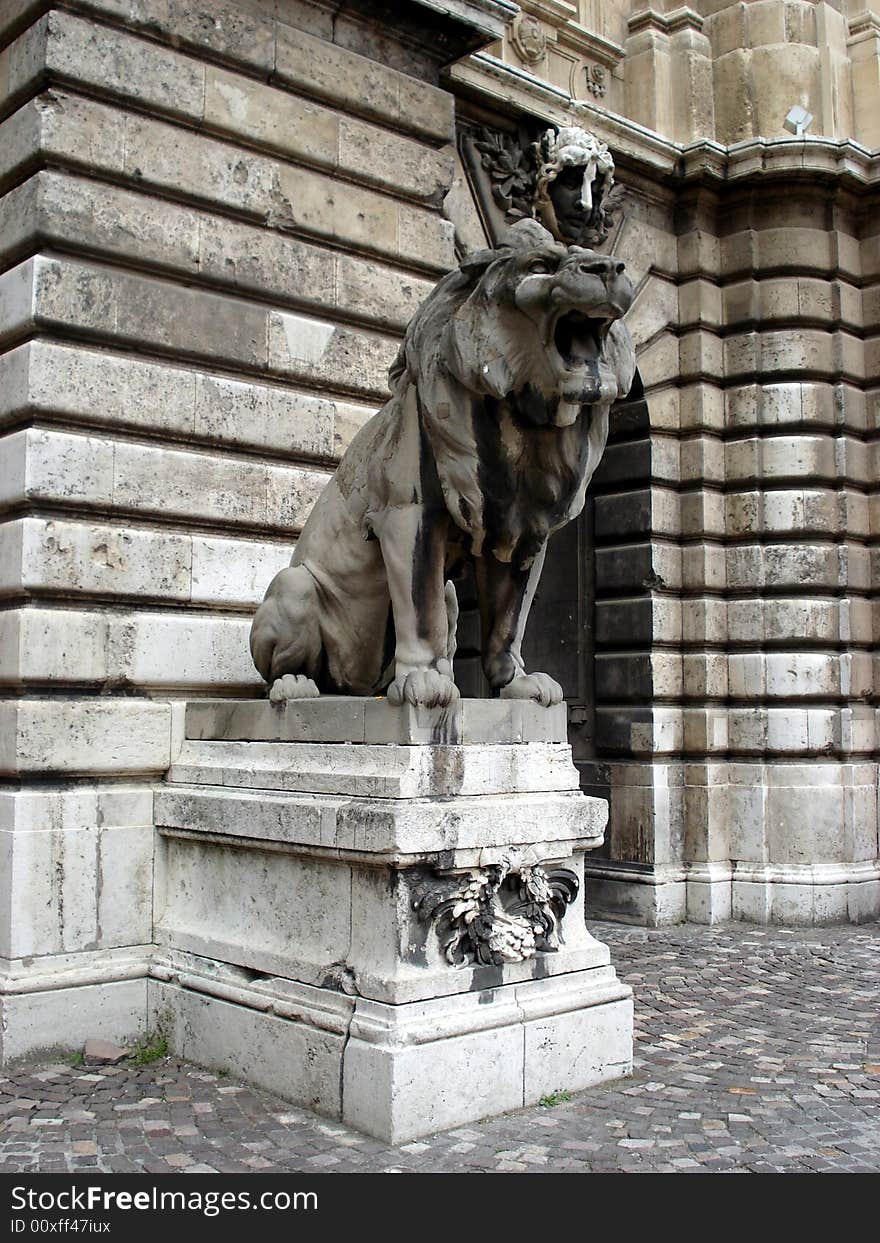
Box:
(585, 757, 880, 927)
(0, 953, 150, 1064)
(152, 697, 633, 1140)
(586, 859, 880, 927)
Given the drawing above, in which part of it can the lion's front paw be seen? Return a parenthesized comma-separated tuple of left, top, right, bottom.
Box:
(500, 672, 563, 708)
(387, 668, 460, 709)
(269, 673, 320, 703)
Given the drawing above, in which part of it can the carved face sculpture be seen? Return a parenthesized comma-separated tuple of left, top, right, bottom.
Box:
(534, 126, 615, 244)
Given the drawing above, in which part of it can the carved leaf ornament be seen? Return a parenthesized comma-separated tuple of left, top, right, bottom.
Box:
(415, 862, 579, 966)
(472, 130, 533, 220)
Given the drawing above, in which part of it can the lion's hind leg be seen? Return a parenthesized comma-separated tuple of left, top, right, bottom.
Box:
(249, 564, 324, 700)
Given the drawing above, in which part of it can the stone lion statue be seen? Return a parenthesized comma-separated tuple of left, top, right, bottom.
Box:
(250, 218, 635, 708)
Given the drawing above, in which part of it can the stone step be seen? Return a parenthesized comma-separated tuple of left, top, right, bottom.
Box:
(169, 738, 580, 799)
(155, 783, 606, 859)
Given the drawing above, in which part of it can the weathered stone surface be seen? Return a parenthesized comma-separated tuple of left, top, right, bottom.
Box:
(0, 516, 298, 613)
(204, 65, 340, 171)
(122, 107, 452, 269)
(157, 836, 354, 973)
(0, 821, 152, 956)
(0, 427, 112, 509)
(45, 11, 206, 121)
(1, 170, 438, 335)
(0, 516, 193, 602)
(266, 310, 398, 397)
(2, 91, 454, 272)
(0, 699, 172, 776)
(0, 99, 41, 185)
(0, 171, 201, 289)
(335, 252, 436, 331)
(184, 697, 569, 746)
(0, 253, 408, 398)
(0, 607, 107, 684)
(0, 340, 369, 461)
(273, 18, 454, 143)
(521, 975, 634, 1104)
(0, 340, 195, 437)
(0, 978, 148, 1064)
(151, 980, 347, 1121)
(119, 0, 276, 73)
(338, 115, 453, 202)
(189, 535, 293, 608)
(0, 13, 46, 105)
(342, 969, 630, 1142)
(192, 371, 344, 458)
(204, 66, 452, 202)
(157, 782, 604, 861)
(0, 785, 154, 834)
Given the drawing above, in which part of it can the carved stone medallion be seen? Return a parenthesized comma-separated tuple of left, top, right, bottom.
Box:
(510, 14, 547, 66)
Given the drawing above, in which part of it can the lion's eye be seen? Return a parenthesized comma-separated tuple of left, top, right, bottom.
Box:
(529, 260, 551, 274)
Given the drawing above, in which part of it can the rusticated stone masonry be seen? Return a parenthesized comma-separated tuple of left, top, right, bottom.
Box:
(581, 146, 880, 926)
(0, 0, 499, 1060)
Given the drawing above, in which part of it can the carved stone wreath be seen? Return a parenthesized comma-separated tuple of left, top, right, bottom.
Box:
(414, 860, 579, 966)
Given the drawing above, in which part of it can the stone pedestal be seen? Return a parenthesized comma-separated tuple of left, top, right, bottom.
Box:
(152, 697, 633, 1142)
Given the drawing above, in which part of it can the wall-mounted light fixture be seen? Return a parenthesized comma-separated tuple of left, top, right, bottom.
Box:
(783, 105, 813, 136)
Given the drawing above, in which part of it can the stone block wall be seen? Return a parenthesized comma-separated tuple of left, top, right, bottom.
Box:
(0, 0, 477, 1056)
(584, 141, 880, 925)
(451, 8, 880, 926)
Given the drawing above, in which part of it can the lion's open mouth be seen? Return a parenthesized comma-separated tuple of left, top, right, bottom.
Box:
(553, 311, 613, 371)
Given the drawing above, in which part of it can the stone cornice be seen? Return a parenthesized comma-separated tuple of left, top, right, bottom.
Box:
(526, 0, 577, 24)
(681, 135, 880, 187)
(848, 10, 880, 41)
(448, 51, 680, 172)
(556, 21, 625, 67)
(627, 6, 704, 36)
(449, 51, 880, 188)
(411, 0, 518, 43)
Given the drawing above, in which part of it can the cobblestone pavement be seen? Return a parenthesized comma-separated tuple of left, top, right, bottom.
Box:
(2, 922, 878, 1174)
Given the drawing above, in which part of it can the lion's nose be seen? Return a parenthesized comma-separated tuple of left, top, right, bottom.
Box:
(575, 258, 626, 279)
(577, 260, 608, 277)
